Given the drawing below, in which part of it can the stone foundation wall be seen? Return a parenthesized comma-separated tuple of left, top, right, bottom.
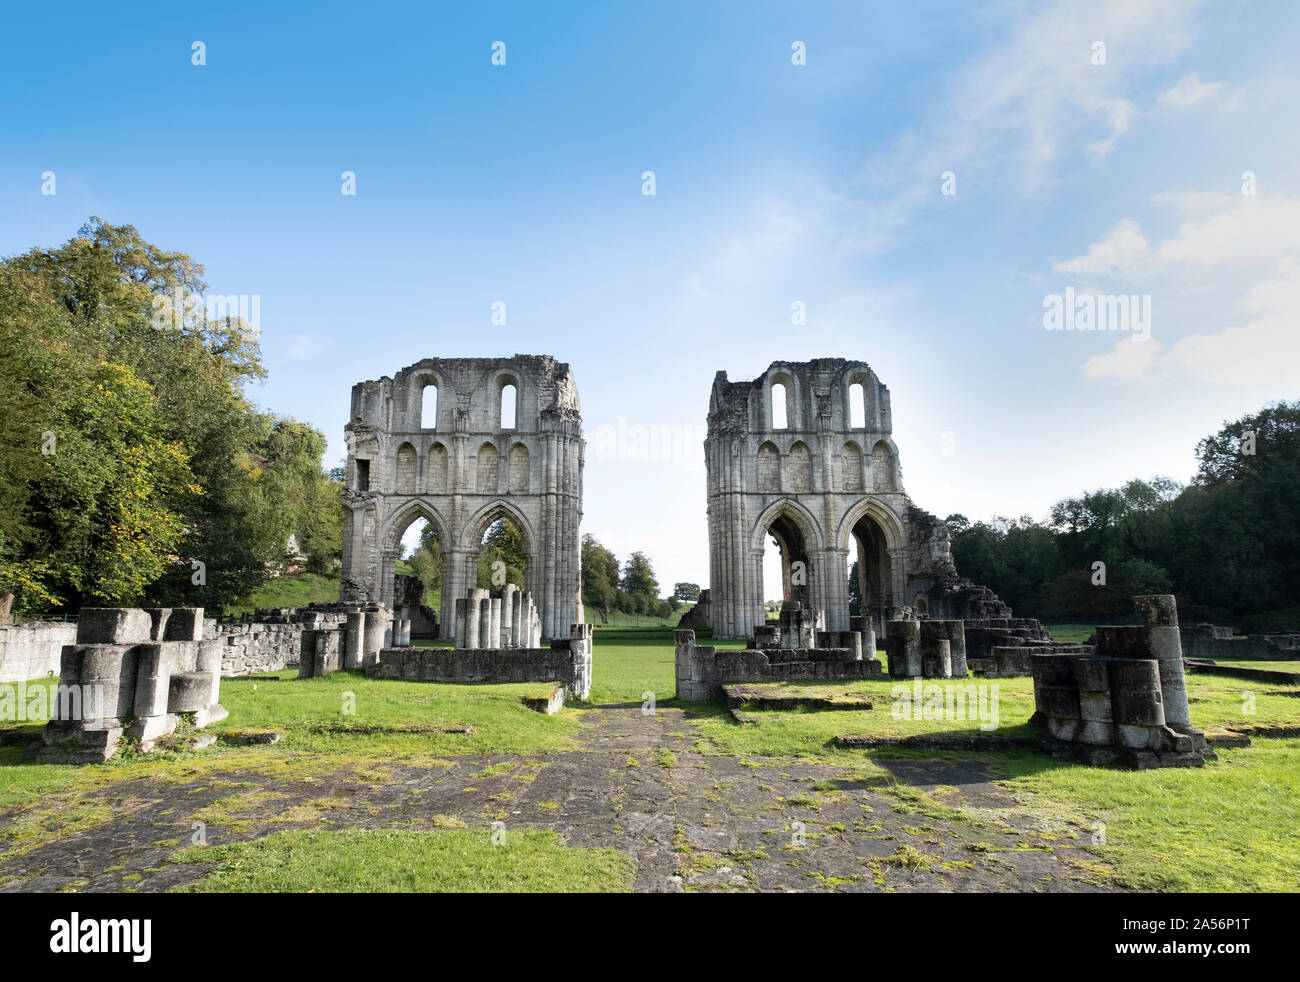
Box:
(217, 603, 395, 676)
(676, 628, 880, 701)
(0, 622, 79, 682)
(1179, 624, 1298, 661)
(366, 623, 593, 699)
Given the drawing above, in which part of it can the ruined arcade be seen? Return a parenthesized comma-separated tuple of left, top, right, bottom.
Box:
(705, 358, 1022, 640)
(339, 355, 584, 641)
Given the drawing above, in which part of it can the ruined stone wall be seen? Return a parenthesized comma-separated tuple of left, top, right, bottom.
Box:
(212, 604, 394, 676)
(675, 627, 880, 701)
(1180, 624, 1299, 661)
(340, 354, 583, 642)
(368, 623, 593, 700)
(41, 608, 226, 763)
(703, 359, 1026, 639)
(0, 622, 79, 682)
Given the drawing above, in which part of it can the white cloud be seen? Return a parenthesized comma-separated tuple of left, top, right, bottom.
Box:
(1066, 193, 1300, 386)
(1082, 337, 1163, 381)
(1054, 218, 1151, 277)
(1168, 260, 1300, 385)
(1156, 195, 1300, 267)
(836, 0, 1204, 250)
(1159, 72, 1228, 108)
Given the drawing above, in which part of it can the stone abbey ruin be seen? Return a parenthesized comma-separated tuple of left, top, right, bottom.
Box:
(339, 354, 584, 642)
(10, 352, 1282, 771)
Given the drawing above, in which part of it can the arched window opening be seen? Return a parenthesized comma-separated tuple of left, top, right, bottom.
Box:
(771, 382, 788, 430)
(421, 383, 438, 429)
(849, 382, 866, 428)
(500, 383, 517, 429)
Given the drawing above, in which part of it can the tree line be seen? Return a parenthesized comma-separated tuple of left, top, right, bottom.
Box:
(582, 535, 688, 621)
(0, 220, 343, 620)
(946, 402, 1299, 631)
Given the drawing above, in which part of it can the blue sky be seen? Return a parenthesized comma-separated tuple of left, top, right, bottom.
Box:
(3, 1, 1298, 593)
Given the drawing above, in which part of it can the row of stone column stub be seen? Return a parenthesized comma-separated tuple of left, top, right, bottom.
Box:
(881, 617, 970, 679)
(453, 586, 542, 650)
(296, 602, 397, 678)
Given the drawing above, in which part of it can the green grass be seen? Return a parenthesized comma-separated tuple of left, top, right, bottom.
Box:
(174, 827, 635, 892)
(1198, 658, 1300, 673)
(583, 606, 685, 630)
(0, 671, 582, 809)
(4, 623, 1298, 893)
(997, 740, 1300, 891)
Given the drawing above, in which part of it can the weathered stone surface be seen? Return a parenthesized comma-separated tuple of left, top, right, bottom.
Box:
(703, 359, 1041, 644)
(1029, 596, 1214, 770)
(340, 355, 583, 643)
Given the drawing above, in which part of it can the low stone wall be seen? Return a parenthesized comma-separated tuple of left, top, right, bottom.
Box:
(676, 628, 880, 701)
(217, 603, 396, 677)
(1180, 624, 1299, 661)
(0, 622, 78, 682)
(366, 623, 593, 700)
(969, 643, 1092, 678)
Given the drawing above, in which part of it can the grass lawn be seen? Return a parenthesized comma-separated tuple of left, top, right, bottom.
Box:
(174, 827, 635, 892)
(2, 623, 1297, 892)
(1199, 658, 1300, 673)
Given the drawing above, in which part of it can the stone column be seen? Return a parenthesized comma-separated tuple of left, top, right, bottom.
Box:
(462, 597, 479, 649)
(1134, 594, 1190, 728)
(921, 620, 965, 678)
(489, 598, 502, 650)
(344, 611, 366, 669)
(510, 590, 523, 648)
(477, 598, 491, 651)
(886, 619, 921, 678)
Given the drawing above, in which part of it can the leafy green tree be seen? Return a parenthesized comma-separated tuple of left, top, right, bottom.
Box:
(673, 582, 701, 602)
(621, 551, 660, 608)
(477, 519, 526, 588)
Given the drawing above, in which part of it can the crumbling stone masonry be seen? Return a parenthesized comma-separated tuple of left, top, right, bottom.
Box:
(368, 622, 593, 700)
(340, 355, 583, 642)
(295, 602, 395, 678)
(676, 602, 880, 701)
(41, 608, 227, 763)
(1180, 623, 1300, 661)
(1030, 595, 1214, 769)
(704, 359, 1036, 640)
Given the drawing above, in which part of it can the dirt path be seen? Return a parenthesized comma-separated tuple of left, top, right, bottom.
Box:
(0, 703, 1117, 893)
